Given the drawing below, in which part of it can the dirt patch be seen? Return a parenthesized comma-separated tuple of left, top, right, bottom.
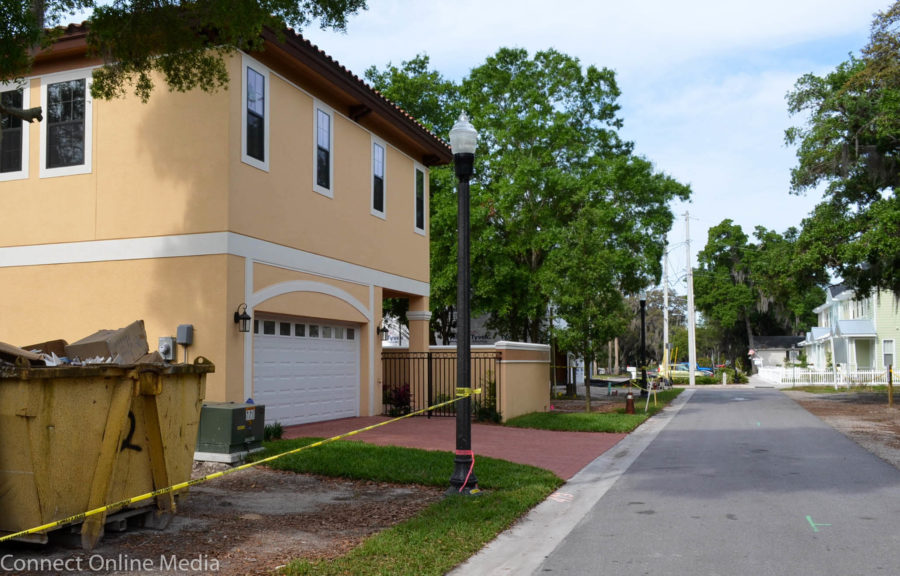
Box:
(2, 465, 443, 576)
(784, 390, 900, 470)
(550, 390, 630, 413)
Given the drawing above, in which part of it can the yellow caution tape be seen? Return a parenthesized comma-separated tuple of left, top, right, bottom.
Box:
(0, 393, 471, 543)
(455, 387, 482, 396)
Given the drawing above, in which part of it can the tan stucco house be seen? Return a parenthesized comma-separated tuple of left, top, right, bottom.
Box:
(0, 25, 451, 426)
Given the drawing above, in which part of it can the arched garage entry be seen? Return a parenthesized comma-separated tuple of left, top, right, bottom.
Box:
(249, 281, 371, 426)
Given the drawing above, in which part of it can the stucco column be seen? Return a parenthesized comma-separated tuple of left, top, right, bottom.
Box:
(407, 309, 432, 353)
(369, 286, 384, 417)
(404, 299, 431, 413)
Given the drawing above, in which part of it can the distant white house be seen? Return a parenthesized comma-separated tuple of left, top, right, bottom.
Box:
(749, 336, 804, 368)
(800, 284, 898, 371)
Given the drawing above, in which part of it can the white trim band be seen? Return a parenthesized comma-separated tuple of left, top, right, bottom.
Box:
(494, 341, 551, 352)
(0, 232, 429, 296)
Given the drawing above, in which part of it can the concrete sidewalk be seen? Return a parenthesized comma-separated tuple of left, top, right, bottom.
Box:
(284, 415, 627, 480)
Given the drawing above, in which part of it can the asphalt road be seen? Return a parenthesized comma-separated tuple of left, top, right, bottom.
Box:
(537, 388, 900, 575)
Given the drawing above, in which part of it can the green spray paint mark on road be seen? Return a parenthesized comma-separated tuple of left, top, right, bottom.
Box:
(807, 516, 831, 532)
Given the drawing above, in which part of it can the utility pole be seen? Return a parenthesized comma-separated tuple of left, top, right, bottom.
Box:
(663, 252, 670, 382)
(607, 340, 612, 375)
(685, 212, 697, 387)
(614, 337, 619, 375)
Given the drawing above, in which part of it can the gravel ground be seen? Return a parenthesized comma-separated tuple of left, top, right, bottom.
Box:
(2, 465, 443, 576)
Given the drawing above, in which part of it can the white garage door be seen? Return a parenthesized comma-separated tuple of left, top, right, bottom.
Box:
(253, 317, 360, 426)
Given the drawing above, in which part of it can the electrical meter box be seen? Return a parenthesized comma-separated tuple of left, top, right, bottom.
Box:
(194, 402, 265, 463)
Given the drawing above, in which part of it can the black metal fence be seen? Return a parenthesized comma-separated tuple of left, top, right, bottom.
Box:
(381, 350, 502, 420)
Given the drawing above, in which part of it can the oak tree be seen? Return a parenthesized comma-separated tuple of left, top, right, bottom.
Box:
(0, 1, 367, 126)
(785, 1, 900, 296)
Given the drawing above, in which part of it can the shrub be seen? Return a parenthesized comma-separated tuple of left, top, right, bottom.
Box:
(672, 375, 718, 385)
(384, 383, 411, 416)
(264, 421, 284, 442)
(474, 372, 501, 423)
(474, 403, 502, 423)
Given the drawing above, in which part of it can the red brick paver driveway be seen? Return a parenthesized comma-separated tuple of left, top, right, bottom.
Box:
(284, 416, 626, 480)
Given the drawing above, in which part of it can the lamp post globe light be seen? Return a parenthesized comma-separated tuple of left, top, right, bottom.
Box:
(448, 112, 479, 495)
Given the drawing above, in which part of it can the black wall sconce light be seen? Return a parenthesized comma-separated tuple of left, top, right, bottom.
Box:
(234, 303, 251, 333)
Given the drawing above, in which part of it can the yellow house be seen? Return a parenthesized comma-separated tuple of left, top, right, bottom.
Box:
(0, 25, 451, 426)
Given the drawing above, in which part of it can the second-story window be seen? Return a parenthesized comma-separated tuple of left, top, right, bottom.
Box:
(241, 56, 269, 171)
(415, 167, 426, 233)
(46, 79, 85, 169)
(246, 68, 265, 161)
(372, 140, 385, 216)
(41, 69, 92, 178)
(0, 88, 25, 177)
(314, 104, 333, 196)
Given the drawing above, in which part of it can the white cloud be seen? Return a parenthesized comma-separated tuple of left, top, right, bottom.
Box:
(303, 0, 885, 81)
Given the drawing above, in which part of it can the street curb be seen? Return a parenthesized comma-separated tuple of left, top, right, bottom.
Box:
(448, 387, 695, 576)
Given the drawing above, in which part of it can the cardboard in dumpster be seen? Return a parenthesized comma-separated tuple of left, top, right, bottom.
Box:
(0, 341, 43, 365)
(135, 350, 165, 364)
(65, 320, 149, 365)
(22, 338, 68, 357)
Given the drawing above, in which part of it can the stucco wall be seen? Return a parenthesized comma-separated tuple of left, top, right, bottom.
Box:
(1, 66, 230, 248)
(4, 54, 429, 287)
(0, 255, 236, 399)
(496, 342, 551, 421)
(383, 342, 551, 422)
(228, 55, 430, 284)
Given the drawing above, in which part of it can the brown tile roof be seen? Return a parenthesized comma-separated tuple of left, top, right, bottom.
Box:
(279, 27, 449, 150)
(40, 22, 452, 166)
(264, 26, 451, 165)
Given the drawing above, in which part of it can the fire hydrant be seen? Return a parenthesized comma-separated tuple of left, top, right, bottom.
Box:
(625, 392, 635, 414)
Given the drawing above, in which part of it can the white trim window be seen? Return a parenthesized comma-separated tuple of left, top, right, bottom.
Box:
(371, 138, 386, 218)
(313, 102, 333, 197)
(884, 339, 895, 370)
(40, 69, 92, 178)
(414, 165, 426, 234)
(241, 55, 269, 171)
(0, 83, 29, 181)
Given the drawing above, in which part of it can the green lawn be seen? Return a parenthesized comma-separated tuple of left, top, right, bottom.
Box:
(253, 440, 563, 576)
(505, 388, 683, 433)
(250, 388, 683, 574)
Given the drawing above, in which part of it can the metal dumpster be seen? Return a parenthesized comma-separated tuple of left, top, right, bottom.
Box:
(0, 357, 213, 549)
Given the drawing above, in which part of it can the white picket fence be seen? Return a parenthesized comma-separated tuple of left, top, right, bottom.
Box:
(757, 366, 891, 388)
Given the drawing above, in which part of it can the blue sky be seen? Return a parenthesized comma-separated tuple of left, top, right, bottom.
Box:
(296, 0, 889, 289)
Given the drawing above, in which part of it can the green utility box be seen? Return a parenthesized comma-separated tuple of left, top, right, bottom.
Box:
(194, 402, 265, 463)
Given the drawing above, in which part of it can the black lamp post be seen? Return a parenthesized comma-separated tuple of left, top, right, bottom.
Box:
(448, 111, 479, 495)
(640, 291, 647, 398)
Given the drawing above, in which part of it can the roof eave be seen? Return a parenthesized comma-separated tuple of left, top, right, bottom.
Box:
(261, 27, 452, 167)
(30, 24, 453, 167)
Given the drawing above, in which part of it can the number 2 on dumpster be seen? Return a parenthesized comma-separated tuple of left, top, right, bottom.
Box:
(120, 411, 143, 452)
